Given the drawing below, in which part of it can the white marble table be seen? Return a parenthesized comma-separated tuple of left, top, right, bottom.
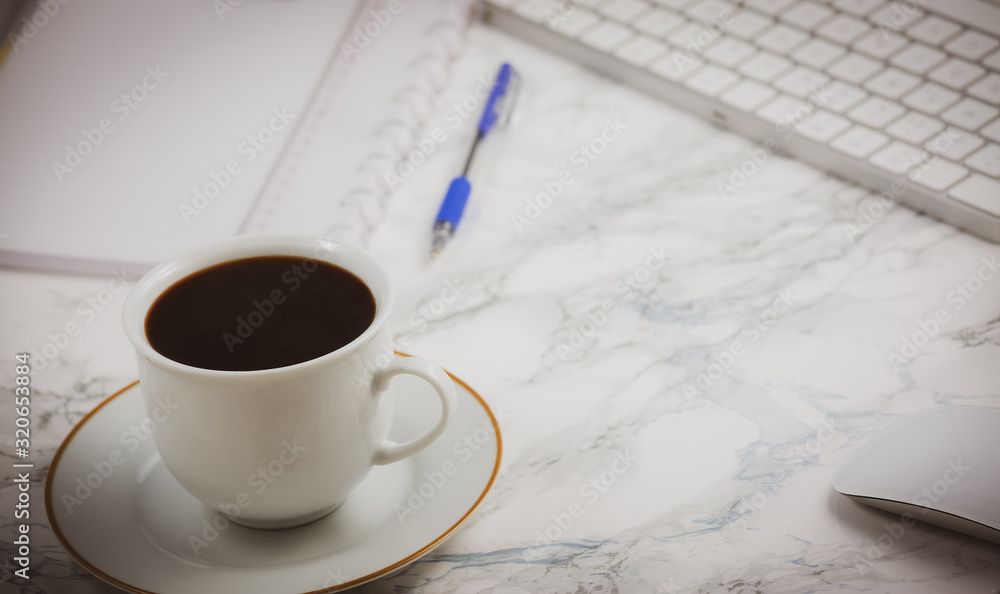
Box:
(2, 20, 1000, 594)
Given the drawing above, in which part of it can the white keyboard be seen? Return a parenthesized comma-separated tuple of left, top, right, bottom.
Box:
(484, 0, 1000, 242)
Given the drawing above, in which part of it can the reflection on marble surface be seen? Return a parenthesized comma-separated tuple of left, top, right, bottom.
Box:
(1, 20, 999, 594)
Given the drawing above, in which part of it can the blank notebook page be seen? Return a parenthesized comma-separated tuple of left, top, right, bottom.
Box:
(0, 0, 359, 275)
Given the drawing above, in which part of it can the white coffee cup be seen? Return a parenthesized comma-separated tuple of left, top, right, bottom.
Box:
(122, 235, 456, 529)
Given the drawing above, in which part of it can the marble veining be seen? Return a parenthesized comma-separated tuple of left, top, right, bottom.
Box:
(1, 19, 999, 594)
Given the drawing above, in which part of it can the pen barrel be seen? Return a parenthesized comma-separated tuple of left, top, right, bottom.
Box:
(435, 177, 471, 225)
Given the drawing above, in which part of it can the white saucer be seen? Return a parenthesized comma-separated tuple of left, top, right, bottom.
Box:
(46, 370, 501, 593)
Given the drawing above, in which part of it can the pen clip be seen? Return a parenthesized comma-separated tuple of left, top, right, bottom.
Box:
(477, 63, 519, 136)
(496, 67, 521, 130)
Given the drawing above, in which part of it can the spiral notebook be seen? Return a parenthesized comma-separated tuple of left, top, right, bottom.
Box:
(0, 0, 471, 276)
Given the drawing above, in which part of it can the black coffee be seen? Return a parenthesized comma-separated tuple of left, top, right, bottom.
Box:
(146, 256, 376, 371)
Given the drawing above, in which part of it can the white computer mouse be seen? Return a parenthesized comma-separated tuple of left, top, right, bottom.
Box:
(833, 406, 1000, 545)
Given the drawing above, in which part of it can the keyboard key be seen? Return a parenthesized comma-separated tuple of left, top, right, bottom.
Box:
(901, 82, 960, 115)
(826, 52, 882, 84)
(756, 24, 810, 54)
(863, 67, 920, 99)
(968, 74, 1000, 106)
(633, 9, 687, 38)
(720, 79, 777, 111)
(949, 174, 1000, 217)
(982, 119, 1000, 143)
(684, 64, 740, 95)
(928, 58, 986, 90)
(749, 0, 797, 16)
(941, 97, 1000, 130)
(738, 51, 793, 82)
(756, 94, 811, 125)
(685, 0, 735, 23)
(581, 20, 635, 51)
(849, 96, 906, 127)
(780, 2, 834, 30)
(615, 35, 670, 66)
(549, 7, 602, 37)
(652, 0, 697, 10)
(792, 38, 846, 69)
(869, 140, 928, 174)
(885, 110, 944, 144)
(816, 14, 871, 44)
(904, 16, 961, 46)
(774, 65, 830, 98)
(908, 157, 968, 192)
(853, 30, 909, 60)
(889, 43, 946, 75)
(944, 30, 1000, 61)
(703, 36, 757, 67)
(926, 126, 984, 160)
(600, 0, 654, 23)
(867, 3, 924, 31)
(985, 49, 1000, 71)
(797, 109, 851, 141)
(823, 81, 868, 113)
(834, 0, 883, 17)
(725, 10, 773, 40)
(649, 51, 704, 80)
(668, 23, 717, 48)
(832, 124, 890, 157)
(965, 143, 1000, 176)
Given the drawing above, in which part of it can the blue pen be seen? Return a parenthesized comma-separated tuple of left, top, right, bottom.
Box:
(431, 63, 520, 259)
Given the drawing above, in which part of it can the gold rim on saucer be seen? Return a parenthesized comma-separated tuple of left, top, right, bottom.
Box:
(45, 360, 502, 593)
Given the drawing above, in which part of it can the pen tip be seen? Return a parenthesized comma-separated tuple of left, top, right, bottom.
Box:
(430, 250, 439, 260)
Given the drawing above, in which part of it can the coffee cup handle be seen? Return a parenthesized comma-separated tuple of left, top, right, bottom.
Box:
(371, 355, 457, 465)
